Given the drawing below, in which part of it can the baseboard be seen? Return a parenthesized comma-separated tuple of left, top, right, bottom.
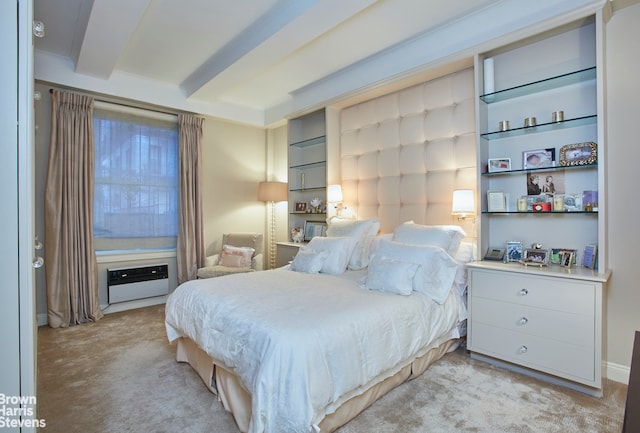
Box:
(37, 313, 47, 327)
(607, 361, 631, 385)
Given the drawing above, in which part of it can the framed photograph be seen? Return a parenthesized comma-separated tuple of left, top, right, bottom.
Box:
(559, 142, 597, 166)
(488, 158, 511, 173)
(487, 190, 507, 212)
(523, 148, 555, 169)
(303, 221, 326, 241)
(583, 244, 598, 269)
(550, 248, 577, 265)
(564, 194, 583, 212)
(523, 248, 549, 264)
(506, 241, 523, 262)
(294, 201, 307, 213)
(560, 250, 575, 268)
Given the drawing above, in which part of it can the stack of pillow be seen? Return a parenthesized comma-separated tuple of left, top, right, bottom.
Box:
(366, 221, 467, 303)
(290, 217, 380, 274)
(289, 219, 474, 305)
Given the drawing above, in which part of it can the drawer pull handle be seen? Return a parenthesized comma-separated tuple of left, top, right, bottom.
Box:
(519, 345, 528, 354)
(519, 317, 528, 325)
(519, 288, 529, 296)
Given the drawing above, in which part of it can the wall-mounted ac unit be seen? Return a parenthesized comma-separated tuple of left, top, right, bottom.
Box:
(107, 264, 169, 304)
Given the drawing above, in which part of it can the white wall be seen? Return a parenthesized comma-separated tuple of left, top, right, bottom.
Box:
(604, 2, 640, 371)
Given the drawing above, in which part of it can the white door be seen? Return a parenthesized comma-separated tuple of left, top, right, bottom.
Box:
(1, 1, 37, 431)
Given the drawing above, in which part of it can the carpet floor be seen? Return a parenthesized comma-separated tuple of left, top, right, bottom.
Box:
(37, 304, 627, 433)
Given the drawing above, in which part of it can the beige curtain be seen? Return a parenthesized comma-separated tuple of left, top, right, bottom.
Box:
(45, 90, 102, 328)
(177, 114, 205, 284)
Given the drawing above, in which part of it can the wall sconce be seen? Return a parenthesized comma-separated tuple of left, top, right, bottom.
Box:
(258, 181, 288, 269)
(327, 184, 345, 217)
(452, 189, 475, 221)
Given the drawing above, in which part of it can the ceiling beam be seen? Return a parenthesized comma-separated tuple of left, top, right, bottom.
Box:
(188, 0, 378, 102)
(75, 0, 151, 78)
(181, 0, 322, 97)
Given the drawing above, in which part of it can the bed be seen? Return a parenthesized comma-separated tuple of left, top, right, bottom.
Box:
(165, 220, 473, 433)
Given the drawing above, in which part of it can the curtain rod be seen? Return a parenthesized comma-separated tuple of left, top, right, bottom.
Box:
(48, 87, 189, 118)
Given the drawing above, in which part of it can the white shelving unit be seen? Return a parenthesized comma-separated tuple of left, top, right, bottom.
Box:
(287, 109, 327, 241)
(468, 11, 611, 396)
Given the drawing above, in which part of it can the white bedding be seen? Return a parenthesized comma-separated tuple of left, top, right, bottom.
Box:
(165, 267, 466, 433)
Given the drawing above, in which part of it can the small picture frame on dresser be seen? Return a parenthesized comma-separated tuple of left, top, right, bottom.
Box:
(506, 241, 523, 262)
(560, 251, 575, 268)
(583, 244, 598, 269)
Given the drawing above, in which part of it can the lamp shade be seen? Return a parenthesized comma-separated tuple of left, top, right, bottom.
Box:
(452, 189, 475, 215)
(258, 181, 287, 202)
(327, 184, 343, 202)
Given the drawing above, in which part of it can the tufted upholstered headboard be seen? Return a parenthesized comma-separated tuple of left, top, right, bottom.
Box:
(339, 68, 477, 234)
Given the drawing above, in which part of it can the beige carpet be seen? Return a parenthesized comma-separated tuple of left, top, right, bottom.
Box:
(37, 305, 627, 433)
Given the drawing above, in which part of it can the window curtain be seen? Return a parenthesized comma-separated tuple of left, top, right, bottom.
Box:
(45, 90, 103, 327)
(176, 114, 205, 283)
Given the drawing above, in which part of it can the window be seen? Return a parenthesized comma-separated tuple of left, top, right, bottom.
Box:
(93, 104, 178, 251)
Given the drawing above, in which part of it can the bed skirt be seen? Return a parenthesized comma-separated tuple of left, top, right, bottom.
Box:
(175, 336, 459, 433)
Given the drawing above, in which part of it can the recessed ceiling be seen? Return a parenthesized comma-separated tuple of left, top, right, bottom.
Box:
(34, 0, 614, 126)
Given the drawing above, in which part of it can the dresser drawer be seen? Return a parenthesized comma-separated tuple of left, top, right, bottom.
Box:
(471, 322, 595, 382)
(470, 269, 595, 315)
(471, 297, 594, 348)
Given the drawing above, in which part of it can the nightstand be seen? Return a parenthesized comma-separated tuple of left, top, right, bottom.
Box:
(276, 242, 303, 268)
(467, 261, 610, 396)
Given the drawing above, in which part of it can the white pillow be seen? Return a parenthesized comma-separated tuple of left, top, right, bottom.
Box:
(290, 250, 327, 274)
(454, 241, 476, 263)
(219, 245, 255, 268)
(304, 236, 357, 274)
(376, 239, 459, 304)
(326, 217, 380, 270)
(450, 242, 475, 297)
(366, 256, 418, 296)
(392, 221, 466, 256)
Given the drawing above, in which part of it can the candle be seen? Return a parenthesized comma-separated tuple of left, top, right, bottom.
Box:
(553, 196, 564, 212)
(484, 58, 495, 94)
(517, 198, 528, 212)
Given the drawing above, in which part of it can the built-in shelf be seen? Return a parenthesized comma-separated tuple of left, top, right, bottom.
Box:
(289, 186, 325, 192)
(480, 67, 596, 104)
(482, 162, 597, 176)
(290, 161, 325, 170)
(482, 211, 598, 215)
(481, 115, 597, 140)
(290, 135, 326, 148)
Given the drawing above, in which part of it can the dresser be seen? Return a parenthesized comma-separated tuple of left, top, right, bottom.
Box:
(467, 261, 610, 396)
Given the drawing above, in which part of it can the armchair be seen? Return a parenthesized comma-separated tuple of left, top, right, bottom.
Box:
(196, 232, 264, 279)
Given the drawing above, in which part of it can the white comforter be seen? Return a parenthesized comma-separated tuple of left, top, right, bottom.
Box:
(165, 267, 466, 433)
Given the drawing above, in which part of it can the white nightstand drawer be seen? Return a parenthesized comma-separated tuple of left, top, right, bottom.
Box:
(471, 270, 595, 315)
(471, 323, 595, 382)
(471, 297, 594, 348)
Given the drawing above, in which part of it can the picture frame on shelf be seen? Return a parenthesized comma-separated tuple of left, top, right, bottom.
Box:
(522, 248, 549, 265)
(523, 148, 555, 169)
(294, 201, 307, 213)
(304, 221, 326, 241)
(583, 244, 598, 269)
(487, 190, 507, 212)
(564, 194, 583, 212)
(506, 241, 523, 262)
(559, 142, 597, 166)
(488, 158, 511, 173)
(560, 250, 575, 268)
(550, 248, 577, 265)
